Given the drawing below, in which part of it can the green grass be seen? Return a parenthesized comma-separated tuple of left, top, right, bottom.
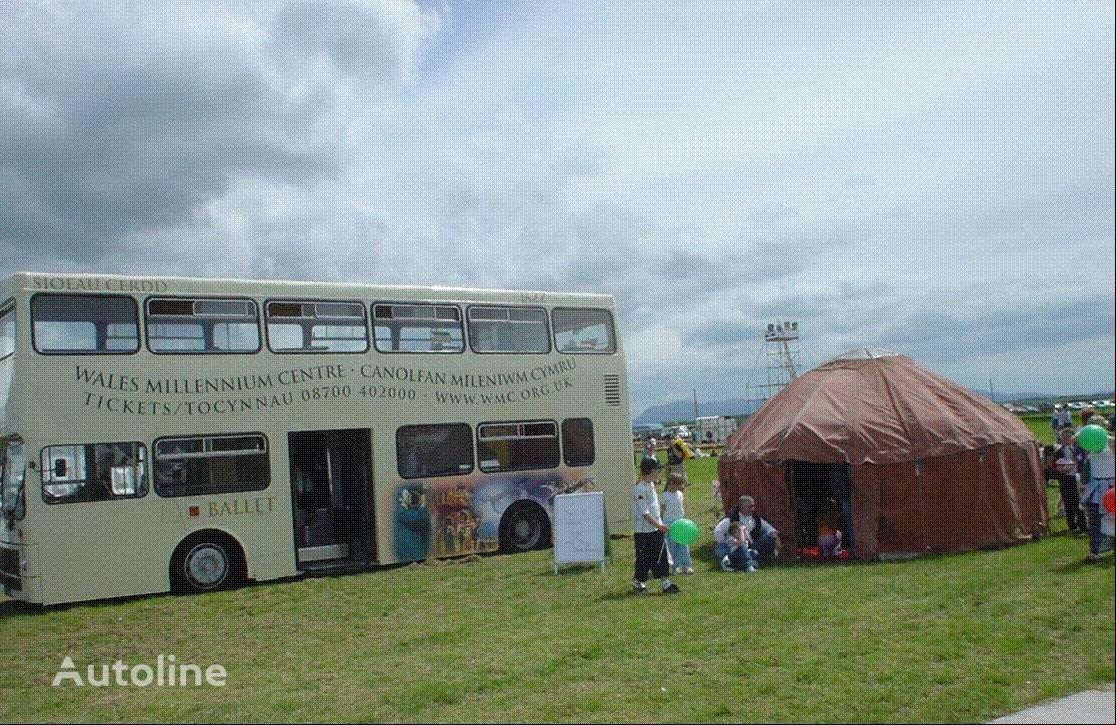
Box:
(1022, 408, 1114, 446)
(1023, 414, 1060, 446)
(1, 457, 1112, 723)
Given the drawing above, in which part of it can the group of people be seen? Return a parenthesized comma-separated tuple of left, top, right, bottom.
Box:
(711, 495, 782, 572)
(629, 454, 783, 594)
(1045, 409, 1115, 563)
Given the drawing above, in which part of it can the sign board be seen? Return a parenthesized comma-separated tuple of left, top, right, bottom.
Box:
(553, 491, 607, 573)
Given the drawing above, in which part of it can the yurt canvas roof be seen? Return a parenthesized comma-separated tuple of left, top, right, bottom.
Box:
(723, 352, 1036, 466)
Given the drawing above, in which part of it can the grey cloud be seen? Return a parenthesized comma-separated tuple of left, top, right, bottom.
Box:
(876, 292, 1115, 363)
(682, 320, 756, 349)
(749, 203, 802, 229)
(681, 278, 899, 350)
(275, 0, 428, 87)
(0, 1, 424, 267)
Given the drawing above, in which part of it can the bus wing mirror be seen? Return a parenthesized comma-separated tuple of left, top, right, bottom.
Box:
(53, 458, 68, 478)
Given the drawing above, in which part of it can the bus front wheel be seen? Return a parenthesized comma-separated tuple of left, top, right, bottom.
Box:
(170, 532, 246, 594)
(499, 503, 551, 553)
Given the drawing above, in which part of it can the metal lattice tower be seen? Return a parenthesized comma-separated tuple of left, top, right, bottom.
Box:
(759, 321, 801, 400)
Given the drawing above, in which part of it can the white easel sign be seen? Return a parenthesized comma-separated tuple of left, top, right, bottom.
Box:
(553, 491, 607, 573)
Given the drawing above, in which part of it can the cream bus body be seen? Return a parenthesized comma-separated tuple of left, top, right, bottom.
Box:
(0, 272, 633, 605)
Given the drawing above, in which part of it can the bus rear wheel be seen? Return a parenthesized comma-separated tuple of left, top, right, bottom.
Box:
(499, 503, 551, 553)
(170, 532, 245, 594)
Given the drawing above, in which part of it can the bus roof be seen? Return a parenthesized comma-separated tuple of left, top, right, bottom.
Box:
(6, 272, 616, 308)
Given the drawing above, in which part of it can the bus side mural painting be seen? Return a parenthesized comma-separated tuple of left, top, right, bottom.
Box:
(392, 471, 589, 560)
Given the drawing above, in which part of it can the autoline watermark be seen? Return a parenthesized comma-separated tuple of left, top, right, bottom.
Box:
(52, 656, 226, 687)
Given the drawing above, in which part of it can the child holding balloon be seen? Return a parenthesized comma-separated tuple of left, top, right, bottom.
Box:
(661, 474, 694, 575)
(1079, 418, 1115, 562)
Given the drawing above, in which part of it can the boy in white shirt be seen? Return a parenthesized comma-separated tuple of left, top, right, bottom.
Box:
(630, 458, 680, 594)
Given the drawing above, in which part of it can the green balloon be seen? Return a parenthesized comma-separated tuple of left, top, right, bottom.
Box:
(1078, 425, 1109, 453)
(668, 518, 700, 546)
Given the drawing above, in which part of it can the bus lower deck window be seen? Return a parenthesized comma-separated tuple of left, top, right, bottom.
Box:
(154, 434, 269, 497)
(40, 443, 148, 504)
(477, 421, 560, 472)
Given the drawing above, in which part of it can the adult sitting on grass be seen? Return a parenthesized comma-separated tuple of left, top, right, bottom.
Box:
(716, 520, 758, 572)
(713, 495, 782, 569)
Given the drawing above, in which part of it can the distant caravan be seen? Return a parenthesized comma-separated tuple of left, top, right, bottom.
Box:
(693, 415, 738, 444)
(0, 273, 634, 605)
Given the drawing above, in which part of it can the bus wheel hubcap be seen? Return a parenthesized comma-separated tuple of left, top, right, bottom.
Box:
(185, 544, 228, 589)
(513, 515, 538, 547)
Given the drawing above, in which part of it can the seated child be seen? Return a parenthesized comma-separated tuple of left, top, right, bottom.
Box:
(817, 520, 843, 558)
(817, 499, 843, 558)
(723, 521, 759, 573)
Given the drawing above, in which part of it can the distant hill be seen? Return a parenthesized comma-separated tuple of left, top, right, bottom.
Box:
(970, 391, 1051, 403)
(971, 390, 1114, 404)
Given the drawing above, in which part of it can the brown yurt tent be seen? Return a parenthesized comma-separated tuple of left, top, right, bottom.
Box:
(718, 349, 1047, 560)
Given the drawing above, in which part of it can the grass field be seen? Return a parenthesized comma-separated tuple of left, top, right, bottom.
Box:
(1, 456, 1112, 723)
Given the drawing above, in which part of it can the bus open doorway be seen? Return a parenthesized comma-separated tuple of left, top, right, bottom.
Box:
(289, 429, 376, 569)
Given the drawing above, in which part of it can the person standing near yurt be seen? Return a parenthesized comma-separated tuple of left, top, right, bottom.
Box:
(666, 436, 693, 482)
(1081, 417, 1115, 562)
(1052, 426, 1089, 535)
(1051, 404, 1072, 436)
(660, 473, 695, 575)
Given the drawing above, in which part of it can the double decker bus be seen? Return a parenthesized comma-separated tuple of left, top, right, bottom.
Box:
(0, 272, 633, 605)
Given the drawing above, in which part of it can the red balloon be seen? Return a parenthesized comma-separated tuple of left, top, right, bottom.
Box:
(1104, 487, 1115, 515)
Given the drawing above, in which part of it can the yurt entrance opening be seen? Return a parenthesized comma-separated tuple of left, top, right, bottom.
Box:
(789, 461, 854, 558)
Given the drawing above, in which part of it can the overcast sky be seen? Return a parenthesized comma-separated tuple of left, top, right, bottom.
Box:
(2, 0, 1113, 414)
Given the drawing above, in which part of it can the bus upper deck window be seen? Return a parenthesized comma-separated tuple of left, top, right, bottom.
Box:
(31, 294, 139, 354)
(373, 303, 464, 353)
(147, 297, 260, 353)
(552, 308, 616, 354)
(267, 300, 369, 353)
(467, 306, 550, 354)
